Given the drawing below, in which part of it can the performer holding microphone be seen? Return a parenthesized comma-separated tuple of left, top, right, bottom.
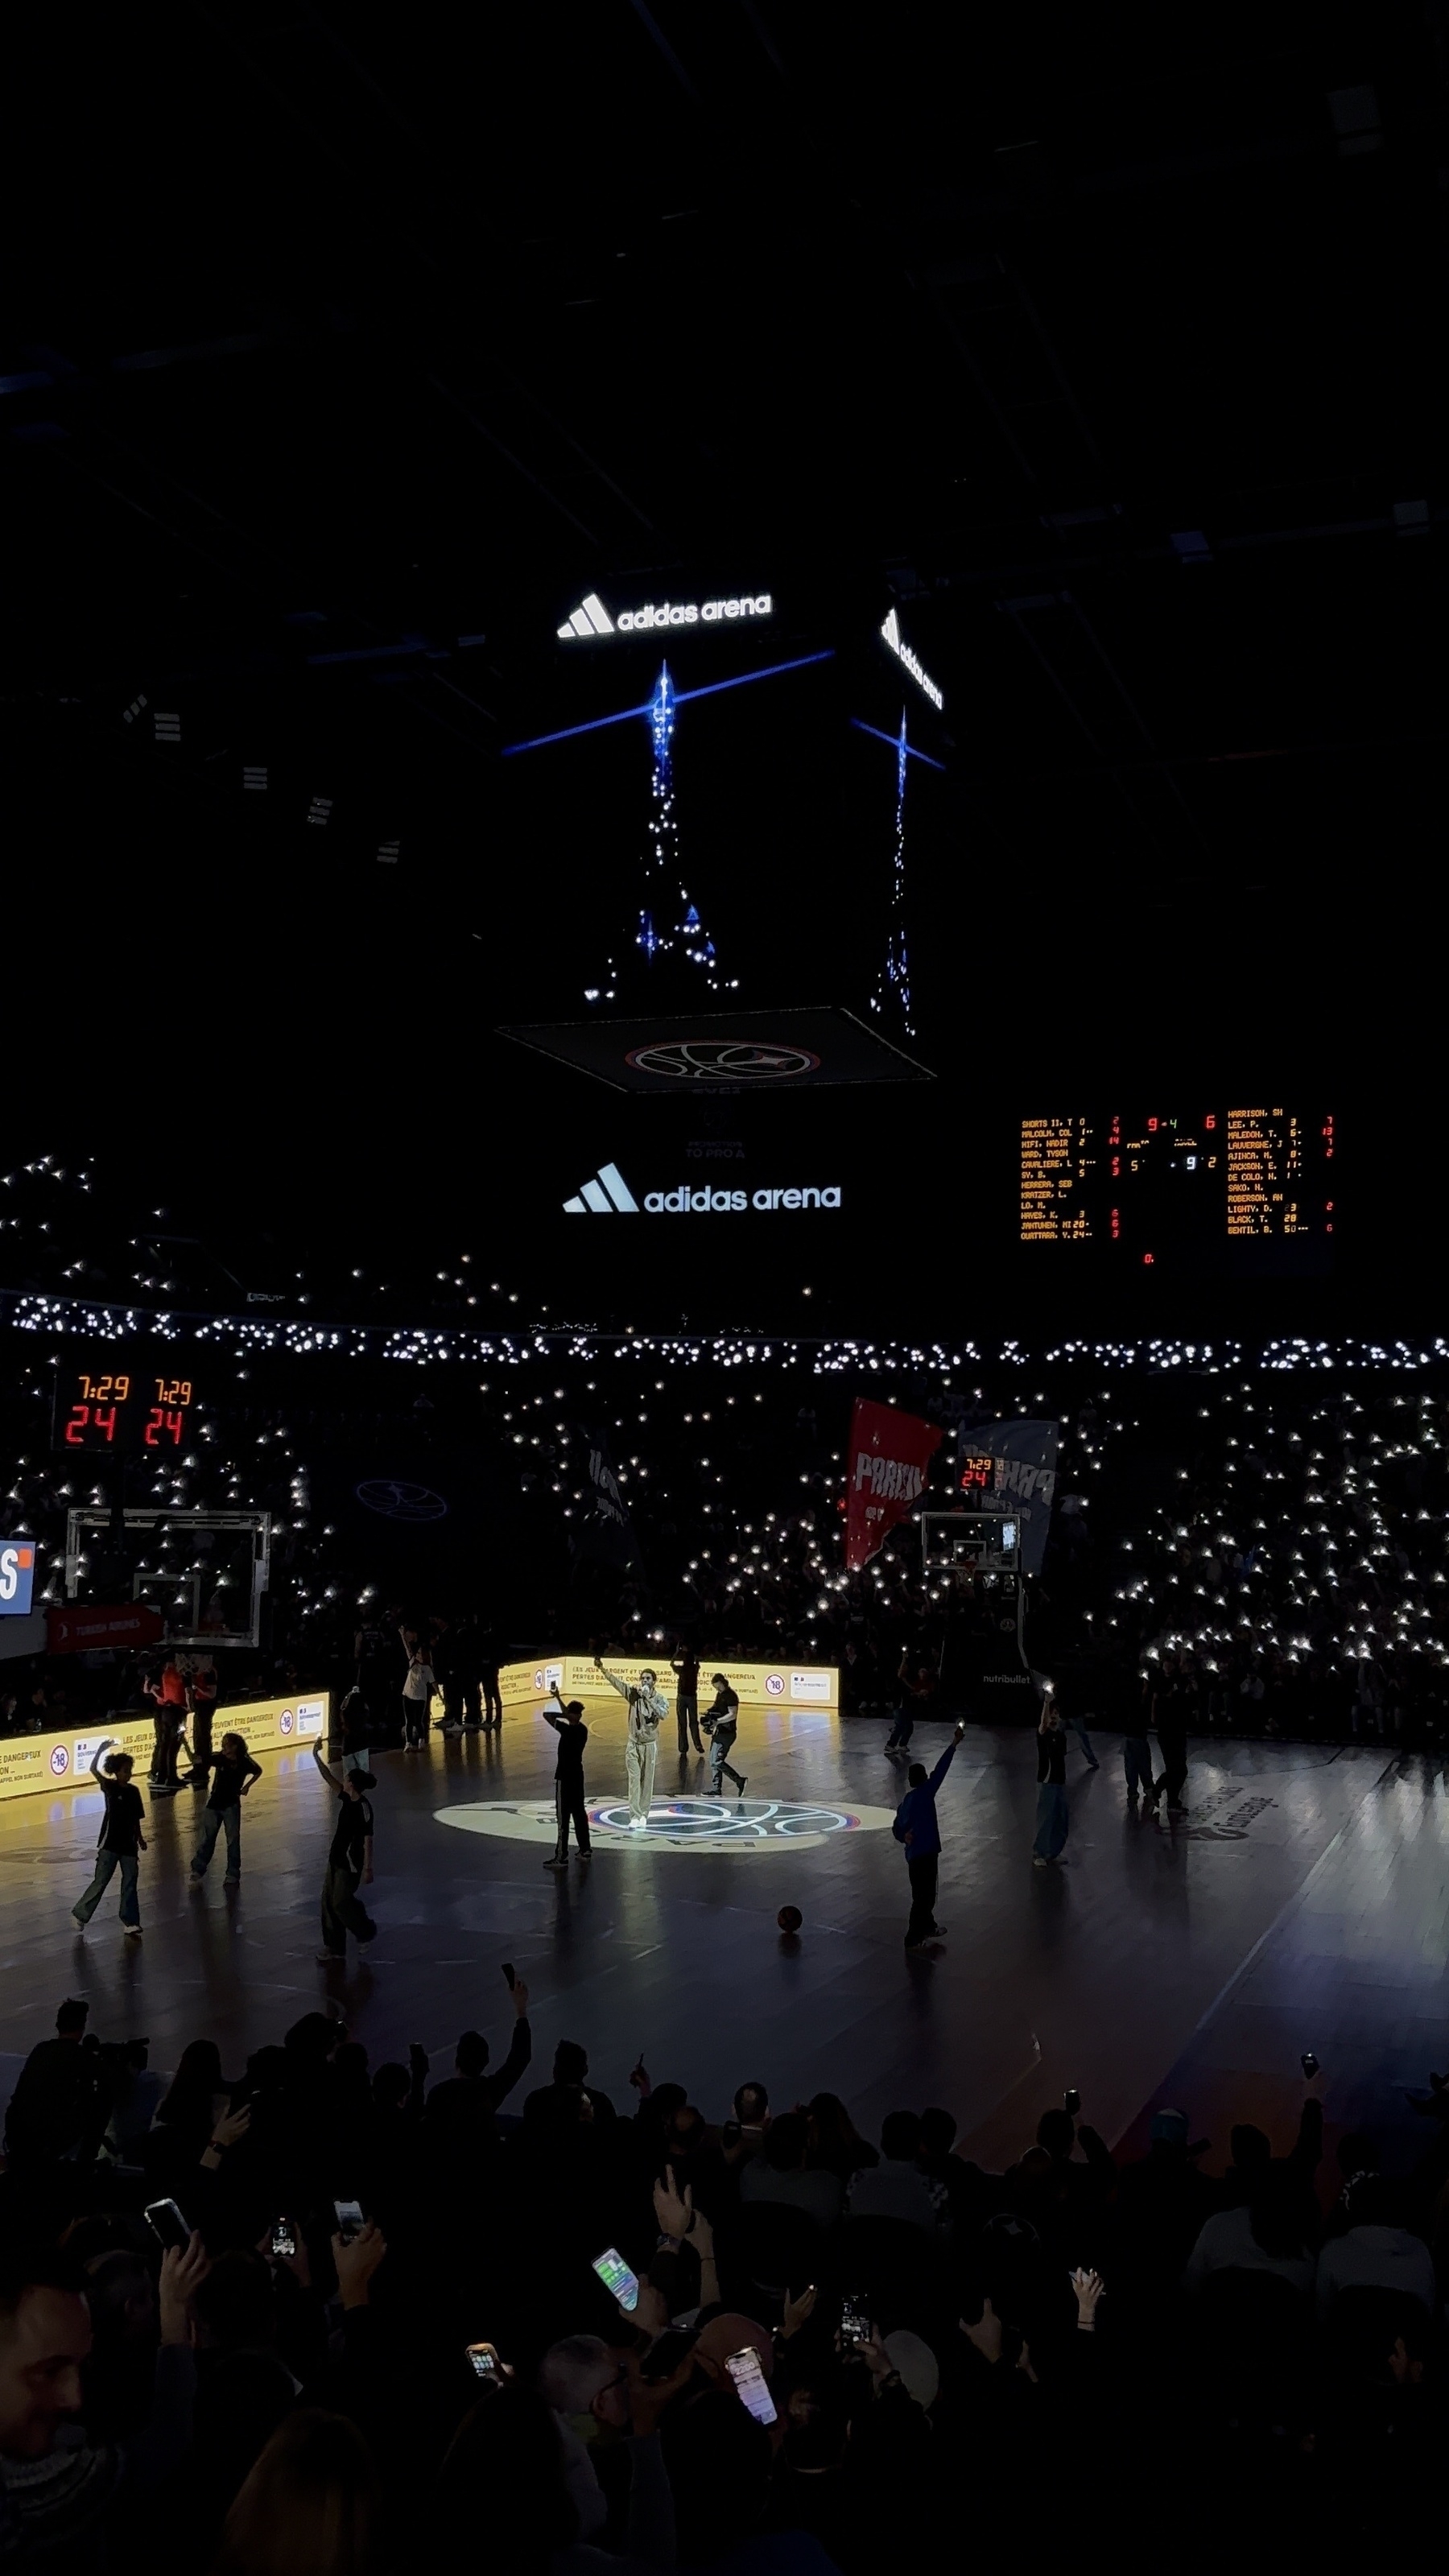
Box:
(594, 1656, 667, 1829)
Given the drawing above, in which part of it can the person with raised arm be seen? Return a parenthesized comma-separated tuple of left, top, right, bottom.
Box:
(311, 1739, 378, 1966)
(594, 1655, 667, 1830)
(541, 1685, 592, 1868)
(72, 1742, 147, 1942)
(893, 1722, 967, 1951)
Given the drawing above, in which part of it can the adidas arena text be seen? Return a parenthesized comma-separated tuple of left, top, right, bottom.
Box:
(564, 1162, 841, 1214)
(558, 590, 773, 642)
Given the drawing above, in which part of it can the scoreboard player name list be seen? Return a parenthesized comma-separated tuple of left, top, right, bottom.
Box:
(1020, 1110, 1332, 1246)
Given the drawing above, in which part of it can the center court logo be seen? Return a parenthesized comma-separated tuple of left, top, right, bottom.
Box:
(435, 1795, 894, 1856)
(564, 1162, 841, 1216)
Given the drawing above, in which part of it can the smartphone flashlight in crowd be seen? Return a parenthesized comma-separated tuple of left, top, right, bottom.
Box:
(466, 2341, 501, 2380)
(502, 1962, 516, 1990)
(270, 2218, 296, 2259)
(1301, 2051, 1320, 2080)
(839, 2293, 870, 2347)
(333, 2198, 365, 2244)
(592, 2246, 640, 2312)
(1064, 2087, 1081, 2117)
(143, 2199, 191, 2253)
(725, 2346, 778, 2427)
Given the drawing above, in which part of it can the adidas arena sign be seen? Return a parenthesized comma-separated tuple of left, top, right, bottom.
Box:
(879, 606, 943, 709)
(558, 589, 773, 642)
(565, 1162, 840, 1216)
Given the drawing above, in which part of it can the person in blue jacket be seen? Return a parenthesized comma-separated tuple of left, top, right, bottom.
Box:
(893, 1722, 966, 1951)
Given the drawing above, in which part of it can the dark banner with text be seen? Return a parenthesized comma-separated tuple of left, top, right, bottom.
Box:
(572, 1426, 642, 1572)
(960, 1420, 1059, 1575)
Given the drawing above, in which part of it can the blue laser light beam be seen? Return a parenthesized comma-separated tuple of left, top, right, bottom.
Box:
(673, 648, 835, 709)
(867, 709, 920, 1037)
(850, 716, 947, 771)
(502, 649, 836, 756)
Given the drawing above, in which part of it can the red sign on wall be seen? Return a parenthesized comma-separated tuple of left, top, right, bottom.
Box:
(46, 1604, 166, 1656)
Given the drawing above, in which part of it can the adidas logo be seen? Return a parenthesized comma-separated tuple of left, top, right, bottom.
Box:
(880, 606, 943, 709)
(557, 593, 616, 642)
(564, 1162, 639, 1215)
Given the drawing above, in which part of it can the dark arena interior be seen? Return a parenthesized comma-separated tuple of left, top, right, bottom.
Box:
(2, 6, 1448, 2567)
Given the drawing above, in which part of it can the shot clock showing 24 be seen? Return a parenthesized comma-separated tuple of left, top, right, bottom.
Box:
(52, 1354, 198, 1453)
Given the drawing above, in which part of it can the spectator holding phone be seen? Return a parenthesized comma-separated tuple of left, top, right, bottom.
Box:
(419, 1979, 532, 2163)
(0, 2235, 208, 2557)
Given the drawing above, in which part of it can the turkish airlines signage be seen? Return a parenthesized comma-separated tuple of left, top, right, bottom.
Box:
(558, 588, 773, 642)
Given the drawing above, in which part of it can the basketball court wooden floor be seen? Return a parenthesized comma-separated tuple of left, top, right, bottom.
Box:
(1, 1702, 1443, 2178)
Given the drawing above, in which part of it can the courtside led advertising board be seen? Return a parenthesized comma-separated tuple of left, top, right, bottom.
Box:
(0, 1694, 328, 1805)
(497, 1656, 837, 1709)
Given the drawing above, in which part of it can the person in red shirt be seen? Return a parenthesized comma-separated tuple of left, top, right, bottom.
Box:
(145, 1657, 188, 1796)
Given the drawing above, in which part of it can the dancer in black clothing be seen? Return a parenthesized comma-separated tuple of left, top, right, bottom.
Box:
(477, 1624, 503, 1731)
(1145, 1654, 1192, 1816)
(1033, 1699, 1069, 1866)
(312, 1740, 378, 1964)
(704, 1674, 747, 1798)
(72, 1743, 147, 1939)
(442, 1615, 485, 1733)
(542, 1686, 592, 1868)
(670, 1645, 704, 1756)
(188, 1731, 263, 1885)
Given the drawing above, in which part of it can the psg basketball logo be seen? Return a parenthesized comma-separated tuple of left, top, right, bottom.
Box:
(354, 1480, 448, 1522)
(435, 1796, 895, 1856)
(623, 1040, 820, 1083)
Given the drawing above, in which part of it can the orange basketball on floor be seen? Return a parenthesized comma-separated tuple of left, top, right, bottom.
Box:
(777, 1905, 803, 1933)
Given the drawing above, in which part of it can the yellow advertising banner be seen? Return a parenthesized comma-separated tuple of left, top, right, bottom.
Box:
(498, 1655, 836, 1710)
(0, 1692, 331, 1806)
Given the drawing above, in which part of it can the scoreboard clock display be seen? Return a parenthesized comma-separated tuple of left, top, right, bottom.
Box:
(52, 1357, 197, 1454)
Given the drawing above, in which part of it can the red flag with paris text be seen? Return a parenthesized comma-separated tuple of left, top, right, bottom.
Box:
(845, 1398, 943, 1572)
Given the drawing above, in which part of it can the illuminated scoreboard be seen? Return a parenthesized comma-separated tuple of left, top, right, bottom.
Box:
(52, 1356, 198, 1454)
(1020, 1108, 1335, 1267)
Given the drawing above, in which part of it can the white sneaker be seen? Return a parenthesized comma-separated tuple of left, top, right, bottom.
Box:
(124, 1925, 143, 1940)
(630, 1815, 646, 1831)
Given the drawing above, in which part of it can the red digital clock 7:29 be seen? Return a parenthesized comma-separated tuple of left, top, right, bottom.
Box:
(52, 1360, 197, 1454)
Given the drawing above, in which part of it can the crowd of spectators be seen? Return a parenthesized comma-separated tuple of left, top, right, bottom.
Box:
(3, 1990, 1447, 2570)
(6, 1354, 1449, 1750)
